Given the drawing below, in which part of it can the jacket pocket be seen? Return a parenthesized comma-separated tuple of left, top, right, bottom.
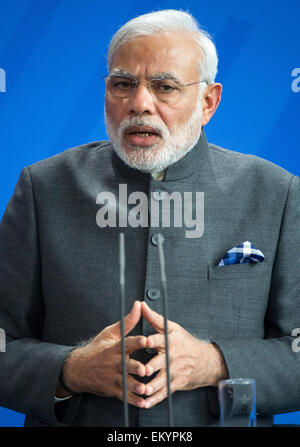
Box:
(208, 261, 267, 280)
(207, 261, 269, 337)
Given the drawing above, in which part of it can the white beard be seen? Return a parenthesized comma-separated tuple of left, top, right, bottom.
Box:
(105, 95, 203, 174)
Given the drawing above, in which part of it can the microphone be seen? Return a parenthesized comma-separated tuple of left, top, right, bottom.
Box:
(119, 232, 129, 427)
(157, 233, 173, 427)
(119, 232, 173, 426)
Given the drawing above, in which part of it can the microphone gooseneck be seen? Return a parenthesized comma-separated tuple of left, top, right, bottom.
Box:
(157, 233, 173, 427)
(119, 232, 129, 427)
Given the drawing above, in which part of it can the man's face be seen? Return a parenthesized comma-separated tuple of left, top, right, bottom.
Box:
(105, 32, 205, 173)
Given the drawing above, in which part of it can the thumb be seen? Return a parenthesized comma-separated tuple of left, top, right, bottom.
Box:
(141, 301, 174, 334)
(106, 300, 142, 340)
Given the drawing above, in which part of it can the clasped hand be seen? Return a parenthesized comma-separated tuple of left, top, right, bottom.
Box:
(63, 301, 225, 409)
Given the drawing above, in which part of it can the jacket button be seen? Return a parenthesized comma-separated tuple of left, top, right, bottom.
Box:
(147, 288, 161, 300)
(153, 189, 166, 201)
(151, 233, 165, 246)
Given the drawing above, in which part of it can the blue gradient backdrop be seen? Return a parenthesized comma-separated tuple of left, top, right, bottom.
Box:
(0, 0, 299, 427)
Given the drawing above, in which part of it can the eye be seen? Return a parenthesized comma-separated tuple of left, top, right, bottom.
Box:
(153, 81, 179, 94)
(110, 76, 134, 90)
(117, 82, 131, 89)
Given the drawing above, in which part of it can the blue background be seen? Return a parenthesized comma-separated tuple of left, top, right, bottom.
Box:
(0, 0, 299, 426)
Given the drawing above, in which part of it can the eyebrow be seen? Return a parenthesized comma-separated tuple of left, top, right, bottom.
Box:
(111, 68, 135, 78)
(110, 68, 183, 84)
(151, 72, 182, 84)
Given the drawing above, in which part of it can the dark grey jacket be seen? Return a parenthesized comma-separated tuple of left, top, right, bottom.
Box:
(0, 132, 299, 426)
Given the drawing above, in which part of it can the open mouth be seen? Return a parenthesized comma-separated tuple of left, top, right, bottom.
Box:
(129, 132, 157, 137)
(125, 126, 161, 147)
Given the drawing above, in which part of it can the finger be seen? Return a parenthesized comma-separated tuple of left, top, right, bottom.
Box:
(125, 391, 146, 408)
(126, 374, 146, 396)
(141, 301, 174, 334)
(124, 335, 147, 354)
(117, 356, 146, 376)
(123, 301, 142, 335)
(114, 372, 146, 404)
(144, 370, 166, 396)
(145, 353, 166, 376)
(107, 301, 142, 339)
(147, 333, 166, 350)
(126, 358, 146, 377)
(143, 386, 173, 409)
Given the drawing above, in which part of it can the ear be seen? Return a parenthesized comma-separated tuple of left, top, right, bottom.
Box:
(201, 83, 222, 126)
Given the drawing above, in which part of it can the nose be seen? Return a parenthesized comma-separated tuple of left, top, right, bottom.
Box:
(127, 82, 156, 116)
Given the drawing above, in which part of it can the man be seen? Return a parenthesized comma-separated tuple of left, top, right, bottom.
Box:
(0, 10, 299, 427)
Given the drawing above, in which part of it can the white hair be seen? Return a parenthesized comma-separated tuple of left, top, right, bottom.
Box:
(107, 9, 218, 84)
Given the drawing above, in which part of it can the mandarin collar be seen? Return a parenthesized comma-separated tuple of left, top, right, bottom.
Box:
(112, 129, 209, 182)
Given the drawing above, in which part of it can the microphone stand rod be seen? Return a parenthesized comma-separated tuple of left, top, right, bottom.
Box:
(157, 233, 173, 427)
(119, 232, 129, 427)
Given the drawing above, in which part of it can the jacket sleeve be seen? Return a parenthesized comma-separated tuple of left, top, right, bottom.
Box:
(213, 174, 300, 416)
(0, 167, 75, 426)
